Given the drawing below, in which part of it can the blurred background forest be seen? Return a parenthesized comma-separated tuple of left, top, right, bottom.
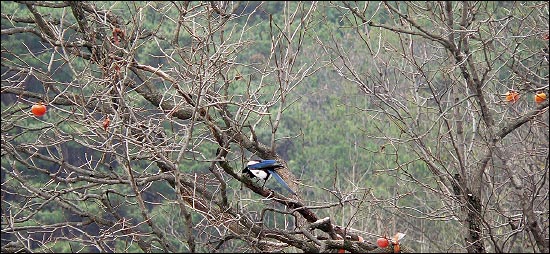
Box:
(1, 1, 549, 253)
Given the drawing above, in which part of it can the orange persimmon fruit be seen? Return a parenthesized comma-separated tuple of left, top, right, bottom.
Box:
(535, 91, 547, 104)
(31, 101, 47, 117)
(103, 116, 111, 131)
(377, 237, 389, 248)
(505, 90, 520, 103)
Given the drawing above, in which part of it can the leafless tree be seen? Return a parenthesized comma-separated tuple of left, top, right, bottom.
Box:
(318, 1, 549, 253)
(1, 1, 402, 253)
(3, 1, 547, 253)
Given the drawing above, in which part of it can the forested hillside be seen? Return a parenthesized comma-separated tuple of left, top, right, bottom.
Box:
(1, 1, 548, 253)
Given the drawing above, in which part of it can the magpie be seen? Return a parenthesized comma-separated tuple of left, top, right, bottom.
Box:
(242, 160, 296, 195)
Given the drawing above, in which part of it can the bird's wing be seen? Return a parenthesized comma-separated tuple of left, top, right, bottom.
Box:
(249, 160, 280, 169)
(249, 169, 269, 180)
(267, 169, 296, 195)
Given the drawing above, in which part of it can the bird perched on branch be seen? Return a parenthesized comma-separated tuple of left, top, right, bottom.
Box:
(242, 160, 296, 195)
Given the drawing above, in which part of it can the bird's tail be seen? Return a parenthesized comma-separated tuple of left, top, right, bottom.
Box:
(267, 169, 296, 195)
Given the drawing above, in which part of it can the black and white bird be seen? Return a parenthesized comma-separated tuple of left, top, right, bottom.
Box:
(242, 160, 296, 195)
